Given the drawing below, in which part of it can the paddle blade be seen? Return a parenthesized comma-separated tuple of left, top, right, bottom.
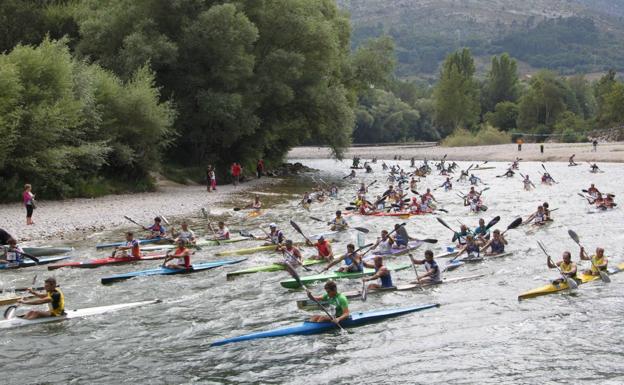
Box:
(361, 280, 368, 301)
(566, 277, 578, 290)
(567, 229, 580, 245)
(3, 305, 17, 320)
(283, 262, 303, 288)
(289, 220, 304, 235)
(485, 216, 501, 230)
(421, 238, 438, 244)
(239, 230, 253, 238)
(344, 206, 356, 211)
(507, 217, 523, 230)
(599, 271, 611, 283)
(353, 227, 370, 234)
(309, 216, 324, 222)
(233, 207, 241, 211)
(436, 217, 453, 231)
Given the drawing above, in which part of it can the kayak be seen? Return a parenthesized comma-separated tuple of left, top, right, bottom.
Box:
(247, 210, 264, 218)
(215, 242, 305, 257)
(0, 299, 160, 329)
(457, 252, 513, 263)
(96, 237, 169, 250)
(296, 274, 484, 310)
(100, 258, 247, 284)
(372, 240, 423, 257)
(20, 247, 73, 257)
(525, 220, 553, 234)
(0, 256, 71, 270)
(518, 261, 624, 300)
(280, 263, 412, 289)
(472, 166, 496, 170)
(139, 236, 252, 252)
(226, 259, 325, 280)
(47, 252, 168, 270)
(210, 303, 440, 347)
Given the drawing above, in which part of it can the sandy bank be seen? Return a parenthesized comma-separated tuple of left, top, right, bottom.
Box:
(0, 178, 276, 243)
(288, 142, 624, 163)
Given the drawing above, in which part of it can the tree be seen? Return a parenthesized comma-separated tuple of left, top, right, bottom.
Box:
(433, 48, 480, 135)
(484, 53, 519, 111)
(517, 71, 572, 131)
(485, 101, 519, 131)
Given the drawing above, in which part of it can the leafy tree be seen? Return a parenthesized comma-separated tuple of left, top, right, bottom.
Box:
(484, 53, 519, 111)
(517, 71, 572, 130)
(433, 48, 480, 135)
(485, 101, 519, 131)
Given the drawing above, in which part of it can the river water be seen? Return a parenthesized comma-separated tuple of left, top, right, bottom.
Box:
(1, 159, 623, 384)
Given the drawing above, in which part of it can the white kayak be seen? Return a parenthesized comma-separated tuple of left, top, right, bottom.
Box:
(0, 299, 160, 329)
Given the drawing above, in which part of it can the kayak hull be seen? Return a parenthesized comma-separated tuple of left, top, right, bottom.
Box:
(373, 240, 423, 257)
(0, 256, 71, 270)
(140, 237, 252, 252)
(47, 253, 167, 270)
(20, 247, 73, 257)
(210, 303, 440, 346)
(216, 242, 305, 257)
(0, 299, 160, 329)
(100, 258, 247, 284)
(96, 237, 169, 250)
(280, 264, 411, 289)
(518, 262, 624, 300)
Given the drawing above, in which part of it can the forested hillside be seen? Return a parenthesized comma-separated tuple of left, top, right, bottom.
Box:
(340, 0, 624, 76)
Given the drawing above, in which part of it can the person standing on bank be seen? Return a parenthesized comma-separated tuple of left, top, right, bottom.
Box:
(23, 184, 36, 225)
(256, 159, 265, 179)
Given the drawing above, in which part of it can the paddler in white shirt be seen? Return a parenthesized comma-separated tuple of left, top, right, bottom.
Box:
(330, 210, 349, 231)
(173, 221, 196, 246)
(277, 240, 303, 268)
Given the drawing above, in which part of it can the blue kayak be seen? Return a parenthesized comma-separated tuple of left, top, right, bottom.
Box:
(0, 256, 71, 270)
(210, 303, 440, 347)
(95, 237, 169, 250)
(100, 258, 247, 284)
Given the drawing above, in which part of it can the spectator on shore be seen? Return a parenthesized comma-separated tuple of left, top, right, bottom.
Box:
(592, 140, 598, 152)
(256, 159, 265, 179)
(207, 165, 216, 192)
(23, 184, 36, 225)
(517, 138, 524, 151)
(231, 162, 242, 185)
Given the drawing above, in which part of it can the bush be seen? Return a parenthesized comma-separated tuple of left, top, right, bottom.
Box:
(441, 125, 512, 147)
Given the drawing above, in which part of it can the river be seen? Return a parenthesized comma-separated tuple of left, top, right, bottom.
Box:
(1, 159, 623, 384)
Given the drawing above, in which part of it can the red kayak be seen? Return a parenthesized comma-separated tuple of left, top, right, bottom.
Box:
(47, 253, 167, 270)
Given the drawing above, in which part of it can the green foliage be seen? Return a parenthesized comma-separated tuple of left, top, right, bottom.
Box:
(433, 49, 480, 135)
(485, 102, 519, 131)
(0, 38, 174, 200)
(483, 54, 519, 112)
(441, 125, 511, 147)
(553, 112, 587, 143)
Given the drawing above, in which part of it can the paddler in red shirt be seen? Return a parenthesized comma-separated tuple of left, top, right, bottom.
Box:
(306, 235, 334, 261)
(112, 232, 141, 258)
(162, 239, 191, 270)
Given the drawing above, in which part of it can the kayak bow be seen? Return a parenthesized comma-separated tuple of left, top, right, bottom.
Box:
(280, 264, 412, 289)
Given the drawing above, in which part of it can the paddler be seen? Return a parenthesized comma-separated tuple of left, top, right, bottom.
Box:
(423, 188, 436, 205)
(309, 280, 349, 324)
(112, 231, 141, 258)
(452, 224, 472, 247)
(248, 195, 262, 210)
(547, 251, 577, 284)
(409, 177, 418, 191)
(465, 196, 483, 213)
(473, 218, 490, 241)
(329, 184, 339, 198)
(358, 198, 375, 215)
(347, 169, 356, 179)
(375, 230, 395, 254)
(480, 229, 507, 256)
(542, 202, 552, 221)
(265, 223, 285, 245)
(323, 243, 363, 273)
(17, 277, 65, 320)
(277, 239, 303, 267)
(541, 173, 554, 185)
(214, 221, 230, 240)
(306, 236, 334, 261)
(523, 174, 534, 190)
(441, 177, 452, 191)
(503, 168, 515, 178)
(601, 194, 616, 209)
(454, 235, 481, 260)
(568, 154, 577, 166)
(393, 223, 412, 248)
(587, 184, 600, 198)
(469, 174, 482, 186)
(162, 239, 192, 270)
(458, 169, 469, 182)
(330, 210, 349, 231)
(362, 255, 394, 290)
(530, 205, 547, 225)
(410, 250, 442, 284)
(579, 246, 608, 275)
(0, 238, 24, 267)
(590, 163, 600, 173)
(0, 228, 14, 246)
(511, 158, 520, 169)
(143, 217, 167, 239)
(467, 186, 478, 200)
(357, 183, 367, 195)
(173, 221, 196, 245)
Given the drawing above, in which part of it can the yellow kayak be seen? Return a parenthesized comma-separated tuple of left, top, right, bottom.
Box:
(247, 210, 264, 218)
(518, 262, 624, 300)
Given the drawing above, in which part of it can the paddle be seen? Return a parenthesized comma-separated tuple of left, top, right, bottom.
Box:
(201, 208, 209, 219)
(501, 217, 523, 235)
(567, 230, 610, 283)
(281, 247, 312, 272)
(4, 275, 37, 319)
(238, 230, 254, 238)
(436, 217, 456, 233)
(485, 216, 500, 231)
(123, 215, 144, 228)
(361, 277, 368, 301)
(408, 254, 425, 291)
(309, 216, 324, 222)
(290, 220, 312, 244)
(537, 241, 578, 290)
(16, 250, 39, 264)
(541, 164, 557, 183)
(283, 263, 346, 332)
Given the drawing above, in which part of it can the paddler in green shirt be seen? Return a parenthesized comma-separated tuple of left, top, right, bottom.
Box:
(309, 280, 349, 324)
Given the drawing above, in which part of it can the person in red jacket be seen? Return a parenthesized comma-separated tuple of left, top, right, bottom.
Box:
(231, 162, 242, 185)
(256, 159, 265, 179)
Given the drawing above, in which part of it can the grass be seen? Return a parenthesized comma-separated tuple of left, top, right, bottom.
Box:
(441, 125, 512, 147)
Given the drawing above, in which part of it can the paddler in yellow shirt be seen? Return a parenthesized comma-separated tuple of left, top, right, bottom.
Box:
(547, 251, 577, 284)
(579, 246, 608, 276)
(17, 277, 65, 319)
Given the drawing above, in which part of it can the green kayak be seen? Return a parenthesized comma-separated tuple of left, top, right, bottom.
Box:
(226, 259, 325, 280)
(280, 263, 412, 289)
